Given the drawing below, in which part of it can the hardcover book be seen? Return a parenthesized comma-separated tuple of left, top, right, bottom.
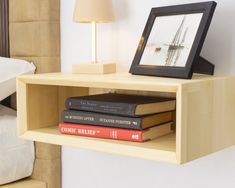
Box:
(59, 122, 172, 142)
(65, 93, 176, 116)
(61, 110, 172, 130)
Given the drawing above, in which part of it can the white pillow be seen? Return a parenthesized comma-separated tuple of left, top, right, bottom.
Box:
(0, 57, 36, 101)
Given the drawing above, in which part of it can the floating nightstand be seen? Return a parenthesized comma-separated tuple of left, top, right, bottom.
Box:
(17, 73, 235, 164)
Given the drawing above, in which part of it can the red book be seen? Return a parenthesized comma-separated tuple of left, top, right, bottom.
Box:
(59, 122, 172, 142)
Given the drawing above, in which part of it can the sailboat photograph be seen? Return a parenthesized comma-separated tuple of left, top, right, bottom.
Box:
(139, 13, 203, 67)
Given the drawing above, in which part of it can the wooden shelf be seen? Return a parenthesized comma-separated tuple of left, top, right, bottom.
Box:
(21, 126, 176, 163)
(17, 72, 235, 164)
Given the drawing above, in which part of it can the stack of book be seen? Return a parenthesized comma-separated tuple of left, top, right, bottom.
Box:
(59, 93, 176, 142)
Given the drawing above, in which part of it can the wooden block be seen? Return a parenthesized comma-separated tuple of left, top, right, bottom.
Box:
(9, 0, 60, 22)
(9, 22, 60, 57)
(72, 63, 116, 74)
(1, 179, 46, 188)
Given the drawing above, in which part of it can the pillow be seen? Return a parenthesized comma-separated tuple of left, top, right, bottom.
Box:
(0, 57, 36, 101)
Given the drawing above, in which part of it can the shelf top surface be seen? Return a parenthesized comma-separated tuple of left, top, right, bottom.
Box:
(18, 72, 230, 92)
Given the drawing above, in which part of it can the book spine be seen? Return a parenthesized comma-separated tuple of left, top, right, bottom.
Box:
(59, 123, 143, 142)
(61, 110, 142, 130)
(66, 98, 136, 116)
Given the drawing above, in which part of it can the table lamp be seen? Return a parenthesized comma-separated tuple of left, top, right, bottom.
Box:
(72, 0, 116, 74)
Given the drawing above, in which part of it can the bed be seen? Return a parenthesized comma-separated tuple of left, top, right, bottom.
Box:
(0, 104, 35, 185)
(0, 0, 61, 188)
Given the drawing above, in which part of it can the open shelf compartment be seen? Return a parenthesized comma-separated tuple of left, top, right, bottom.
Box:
(17, 73, 235, 164)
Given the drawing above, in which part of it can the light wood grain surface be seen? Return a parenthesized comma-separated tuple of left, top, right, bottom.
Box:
(17, 72, 235, 163)
(22, 126, 176, 163)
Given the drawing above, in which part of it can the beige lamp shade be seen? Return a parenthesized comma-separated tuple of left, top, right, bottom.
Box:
(73, 0, 114, 23)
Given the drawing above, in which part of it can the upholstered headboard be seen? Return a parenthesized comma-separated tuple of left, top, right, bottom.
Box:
(1, 1, 61, 188)
(9, 0, 60, 73)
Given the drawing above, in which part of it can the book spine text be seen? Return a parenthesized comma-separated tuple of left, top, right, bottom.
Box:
(59, 123, 143, 142)
(61, 110, 141, 129)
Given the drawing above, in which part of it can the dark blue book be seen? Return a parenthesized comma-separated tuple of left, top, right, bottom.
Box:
(65, 93, 176, 117)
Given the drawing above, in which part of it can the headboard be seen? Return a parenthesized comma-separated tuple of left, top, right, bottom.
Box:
(0, 0, 61, 188)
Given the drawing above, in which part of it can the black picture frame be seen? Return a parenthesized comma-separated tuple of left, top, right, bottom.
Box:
(129, 1, 217, 79)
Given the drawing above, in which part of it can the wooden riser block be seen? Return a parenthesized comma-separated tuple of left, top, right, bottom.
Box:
(72, 63, 116, 74)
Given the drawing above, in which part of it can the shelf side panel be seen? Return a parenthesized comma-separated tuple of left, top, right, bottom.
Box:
(17, 79, 28, 135)
(181, 76, 235, 163)
(176, 85, 187, 164)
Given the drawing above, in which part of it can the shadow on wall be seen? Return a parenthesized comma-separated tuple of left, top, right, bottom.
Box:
(202, 5, 235, 74)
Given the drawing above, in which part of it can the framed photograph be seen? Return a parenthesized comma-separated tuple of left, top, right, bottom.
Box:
(129, 1, 217, 79)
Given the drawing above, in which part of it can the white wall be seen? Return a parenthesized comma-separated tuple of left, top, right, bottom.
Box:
(61, 0, 235, 188)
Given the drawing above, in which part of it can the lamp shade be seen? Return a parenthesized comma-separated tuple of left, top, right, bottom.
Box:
(73, 0, 114, 23)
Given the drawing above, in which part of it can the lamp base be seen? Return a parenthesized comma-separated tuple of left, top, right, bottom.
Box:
(72, 63, 116, 74)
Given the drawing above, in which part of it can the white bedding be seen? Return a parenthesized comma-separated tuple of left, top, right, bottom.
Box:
(0, 104, 35, 185)
(0, 57, 36, 101)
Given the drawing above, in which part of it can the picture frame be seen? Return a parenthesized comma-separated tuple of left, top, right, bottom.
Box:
(129, 1, 217, 79)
